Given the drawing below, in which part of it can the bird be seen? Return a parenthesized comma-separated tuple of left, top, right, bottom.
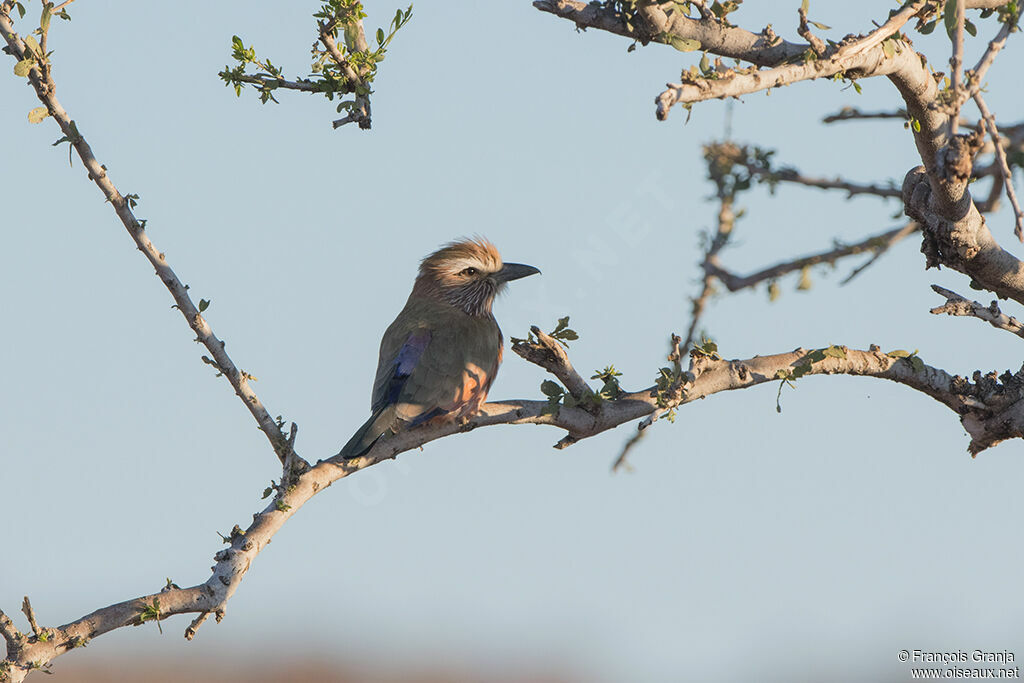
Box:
(337, 238, 540, 460)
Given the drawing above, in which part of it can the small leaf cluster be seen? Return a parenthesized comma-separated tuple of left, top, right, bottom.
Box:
(547, 316, 578, 347)
(510, 316, 578, 347)
(221, 35, 288, 103)
(220, 2, 413, 116)
(915, 0, 994, 37)
(692, 337, 721, 360)
(139, 598, 162, 634)
(591, 365, 623, 400)
(540, 365, 622, 415)
(653, 366, 678, 408)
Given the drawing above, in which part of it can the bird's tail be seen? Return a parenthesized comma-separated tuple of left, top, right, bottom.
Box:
(337, 406, 395, 460)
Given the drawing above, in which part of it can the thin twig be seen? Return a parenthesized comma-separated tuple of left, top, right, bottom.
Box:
(611, 429, 645, 472)
(822, 107, 908, 123)
(746, 164, 902, 199)
(709, 223, 917, 292)
(974, 93, 1024, 241)
(840, 223, 921, 284)
(963, 2, 1023, 102)
(0, 12, 302, 469)
(949, 0, 966, 136)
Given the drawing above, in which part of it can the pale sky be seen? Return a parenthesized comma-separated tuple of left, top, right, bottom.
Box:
(2, 2, 1024, 681)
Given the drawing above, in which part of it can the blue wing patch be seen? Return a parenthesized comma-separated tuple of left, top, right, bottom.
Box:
(372, 328, 431, 414)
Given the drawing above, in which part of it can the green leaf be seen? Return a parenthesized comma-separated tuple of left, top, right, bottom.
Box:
(669, 37, 701, 52)
(809, 21, 831, 30)
(22, 34, 41, 58)
(14, 58, 33, 77)
(801, 0, 809, 13)
(41, 4, 51, 33)
(886, 349, 912, 358)
(540, 380, 563, 397)
(376, 27, 385, 44)
(553, 316, 570, 334)
(198, 298, 210, 312)
(920, 20, 937, 35)
(15, 2, 26, 19)
(964, 18, 977, 36)
(27, 106, 48, 123)
(910, 356, 925, 373)
(557, 330, 578, 341)
(882, 38, 895, 58)
(944, 0, 960, 37)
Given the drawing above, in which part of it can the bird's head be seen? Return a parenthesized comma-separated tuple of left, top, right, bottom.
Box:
(415, 238, 540, 316)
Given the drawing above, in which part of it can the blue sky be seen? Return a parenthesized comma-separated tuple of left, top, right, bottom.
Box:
(2, 2, 1024, 681)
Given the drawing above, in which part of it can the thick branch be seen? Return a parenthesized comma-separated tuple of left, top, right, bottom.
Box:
(903, 164, 1024, 304)
(4, 325, 1018, 679)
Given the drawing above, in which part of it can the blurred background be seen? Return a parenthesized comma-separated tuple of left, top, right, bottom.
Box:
(2, 1, 1023, 681)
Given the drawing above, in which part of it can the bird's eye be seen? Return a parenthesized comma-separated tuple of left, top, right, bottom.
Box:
(460, 267, 478, 276)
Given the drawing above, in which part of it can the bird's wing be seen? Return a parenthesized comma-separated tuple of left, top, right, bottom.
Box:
(371, 306, 502, 428)
(371, 326, 431, 415)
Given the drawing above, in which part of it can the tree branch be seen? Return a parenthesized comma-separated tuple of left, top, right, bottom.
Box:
(974, 94, 1024, 240)
(930, 284, 1024, 338)
(0, 11, 301, 470)
(708, 223, 918, 293)
(1, 325, 1018, 678)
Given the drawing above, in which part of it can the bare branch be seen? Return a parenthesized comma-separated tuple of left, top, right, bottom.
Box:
(18, 599, 39, 640)
(949, 0, 966, 136)
(0, 12, 301, 470)
(840, 223, 921, 284)
(747, 164, 902, 199)
(822, 107, 909, 123)
(708, 223, 918, 293)
(974, 94, 1024, 241)
(962, 2, 1024, 103)
(930, 284, 1024, 338)
(611, 429, 645, 473)
(226, 73, 319, 93)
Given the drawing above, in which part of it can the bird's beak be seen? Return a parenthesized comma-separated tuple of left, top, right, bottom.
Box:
(495, 262, 541, 283)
